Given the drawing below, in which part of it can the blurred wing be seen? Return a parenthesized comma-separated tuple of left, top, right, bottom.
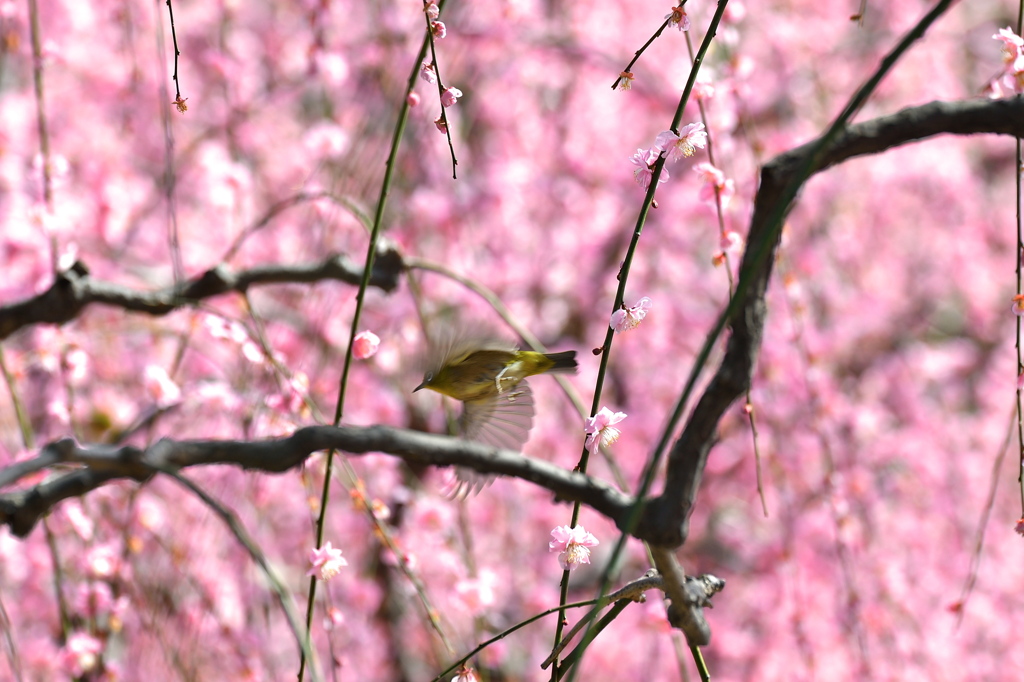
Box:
(460, 380, 535, 451)
(449, 381, 535, 497)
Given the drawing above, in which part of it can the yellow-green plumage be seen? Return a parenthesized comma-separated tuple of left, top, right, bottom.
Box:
(414, 334, 577, 494)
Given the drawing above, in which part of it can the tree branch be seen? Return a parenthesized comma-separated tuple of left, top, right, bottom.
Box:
(0, 243, 405, 340)
(0, 425, 635, 538)
(642, 96, 1024, 547)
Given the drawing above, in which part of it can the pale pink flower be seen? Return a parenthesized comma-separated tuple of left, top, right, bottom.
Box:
(352, 330, 380, 359)
(1012, 294, 1024, 317)
(655, 122, 707, 163)
(610, 296, 652, 333)
(630, 148, 669, 190)
(424, 1, 439, 21)
(420, 62, 437, 84)
(616, 70, 635, 91)
(434, 116, 448, 133)
(720, 230, 744, 254)
(665, 6, 691, 31)
(303, 122, 350, 158)
(694, 162, 735, 207)
(441, 86, 463, 107)
(323, 606, 345, 631)
(585, 407, 627, 455)
(549, 525, 599, 571)
(994, 27, 1024, 65)
(693, 79, 716, 101)
(407, 91, 421, 107)
(453, 666, 480, 682)
(144, 365, 181, 408)
(60, 632, 103, 677)
(431, 20, 446, 38)
(307, 541, 348, 581)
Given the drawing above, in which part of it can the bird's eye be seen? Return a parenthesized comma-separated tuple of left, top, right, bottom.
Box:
(425, 372, 434, 383)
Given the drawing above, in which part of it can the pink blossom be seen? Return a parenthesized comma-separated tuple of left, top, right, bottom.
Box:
(695, 162, 735, 207)
(424, 1, 439, 21)
(610, 296, 652, 332)
(453, 667, 480, 682)
(307, 541, 348, 581)
(693, 79, 716, 100)
(353, 330, 380, 359)
(585, 407, 627, 455)
(616, 70, 635, 91)
(629, 148, 669, 190)
(420, 62, 437, 84)
(59, 632, 103, 677)
(994, 27, 1024, 65)
(1012, 295, 1024, 317)
(434, 116, 448, 133)
(549, 525, 599, 571)
(431, 20, 446, 39)
(665, 6, 691, 31)
(144, 365, 181, 407)
(655, 123, 707, 163)
(407, 91, 421, 107)
(441, 86, 463, 107)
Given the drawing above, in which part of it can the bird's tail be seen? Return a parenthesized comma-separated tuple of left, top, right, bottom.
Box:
(544, 350, 578, 374)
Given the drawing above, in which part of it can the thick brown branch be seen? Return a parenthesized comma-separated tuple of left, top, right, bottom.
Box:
(0, 244, 404, 340)
(642, 97, 1024, 547)
(0, 426, 635, 538)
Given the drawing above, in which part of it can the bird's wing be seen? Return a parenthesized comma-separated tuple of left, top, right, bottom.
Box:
(448, 381, 535, 497)
(460, 380, 535, 451)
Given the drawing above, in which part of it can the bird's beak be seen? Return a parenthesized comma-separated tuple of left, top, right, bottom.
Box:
(413, 382, 426, 393)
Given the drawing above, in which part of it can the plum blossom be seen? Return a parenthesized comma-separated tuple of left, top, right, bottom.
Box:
(420, 62, 437, 84)
(616, 70, 635, 91)
(431, 20, 446, 38)
(452, 666, 480, 682)
(59, 632, 103, 677)
(655, 123, 707, 163)
(611, 296, 652, 332)
(144, 365, 181, 408)
(408, 91, 421, 107)
(1012, 294, 1024, 316)
(352, 330, 380, 359)
(630, 148, 669, 190)
(307, 541, 348, 581)
(549, 525, 599, 571)
(585, 407, 626, 455)
(434, 116, 448, 133)
(441, 86, 463, 107)
(992, 28, 1024, 94)
(424, 1, 439, 20)
(694, 162, 735, 208)
(666, 5, 690, 31)
(994, 27, 1024, 66)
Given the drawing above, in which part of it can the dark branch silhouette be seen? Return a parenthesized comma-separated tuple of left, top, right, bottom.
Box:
(0, 244, 404, 340)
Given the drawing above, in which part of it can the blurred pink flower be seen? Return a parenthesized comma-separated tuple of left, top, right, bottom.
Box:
(630, 148, 668, 190)
(59, 632, 103, 677)
(307, 541, 348, 581)
(1012, 294, 1024, 317)
(656, 122, 707, 162)
(408, 91, 421, 107)
(431, 20, 446, 38)
(665, 6, 690, 31)
(353, 330, 380, 359)
(549, 525, 599, 571)
(441, 86, 463, 107)
(616, 70, 635, 91)
(585, 407, 626, 455)
(424, 1, 439, 21)
(434, 116, 448, 133)
(143, 365, 181, 408)
(694, 162, 735, 207)
(420, 62, 437, 84)
(994, 27, 1024, 65)
(453, 666, 480, 682)
(611, 296, 652, 332)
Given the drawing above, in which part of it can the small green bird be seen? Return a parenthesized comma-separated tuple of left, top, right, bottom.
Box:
(414, 332, 577, 493)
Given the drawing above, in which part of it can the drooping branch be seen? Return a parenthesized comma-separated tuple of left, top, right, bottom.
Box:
(0, 425, 635, 538)
(0, 244, 405, 340)
(642, 96, 1024, 547)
